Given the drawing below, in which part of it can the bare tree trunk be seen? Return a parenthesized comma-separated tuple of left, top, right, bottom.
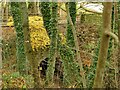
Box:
(65, 3, 86, 88)
(118, 1, 120, 89)
(2, 2, 9, 22)
(93, 2, 113, 88)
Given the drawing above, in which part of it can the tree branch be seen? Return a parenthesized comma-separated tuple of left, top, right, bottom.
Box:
(105, 31, 119, 45)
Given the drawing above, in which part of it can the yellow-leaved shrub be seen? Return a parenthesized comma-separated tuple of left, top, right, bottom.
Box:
(7, 16, 50, 51)
(7, 16, 66, 51)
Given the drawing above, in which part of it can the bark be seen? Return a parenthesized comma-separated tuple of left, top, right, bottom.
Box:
(20, 2, 41, 88)
(28, 1, 39, 15)
(2, 2, 9, 22)
(65, 3, 86, 88)
(10, 2, 26, 75)
(118, 1, 120, 89)
(45, 3, 58, 86)
(0, 4, 2, 89)
(93, 2, 113, 88)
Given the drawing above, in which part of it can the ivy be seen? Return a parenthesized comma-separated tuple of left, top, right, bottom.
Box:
(86, 40, 100, 88)
(10, 2, 26, 75)
(45, 2, 58, 85)
(40, 2, 51, 36)
(66, 2, 76, 48)
(58, 35, 81, 87)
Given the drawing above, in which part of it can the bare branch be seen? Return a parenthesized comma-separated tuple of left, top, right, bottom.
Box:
(105, 31, 119, 45)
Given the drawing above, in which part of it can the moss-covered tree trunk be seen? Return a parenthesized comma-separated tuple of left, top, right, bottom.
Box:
(66, 2, 76, 47)
(10, 2, 26, 75)
(93, 2, 112, 88)
(40, 2, 51, 36)
(20, 2, 41, 88)
(45, 3, 58, 87)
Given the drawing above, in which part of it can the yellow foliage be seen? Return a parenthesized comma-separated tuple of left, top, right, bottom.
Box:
(6, 16, 66, 51)
(7, 16, 50, 51)
(30, 27, 50, 51)
(59, 33, 66, 45)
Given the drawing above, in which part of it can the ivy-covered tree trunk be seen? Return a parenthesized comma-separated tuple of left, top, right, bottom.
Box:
(93, 2, 112, 88)
(45, 3, 58, 87)
(10, 2, 26, 75)
(20, 2, 41, 88)
(58, 43, 81, 87)
(40, 2, 51, 36)
(66, 2, 76, 47)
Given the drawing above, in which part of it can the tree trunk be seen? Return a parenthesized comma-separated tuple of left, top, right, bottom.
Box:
(10, 2, 27, 75)
(66, 2, 76, 47)
(93, 2, 112, 88)
(2, 2, 9, 22)
(28, 1, 39, 15)
(65, 3, 86, 88)
(58, 43, 81, 87)
(0, 3, 2, 89)
(118, 1, 120, 89)
(20, 2, 41, 88)
(40, 2, 51, 36)
(45, 3, 58, 87)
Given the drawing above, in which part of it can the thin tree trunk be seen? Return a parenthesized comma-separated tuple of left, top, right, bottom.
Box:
(2, 2, 8, 22)
(113, 2, 118, 88)
(93, 2, 112, 88)
(10, 2, 26, 75)
(45, 2, 58, 87)
(0, 3, 2, 89)
(66, 2, 76, 47)
(65, 3, 86, 88)
(118, 1, 120, 89)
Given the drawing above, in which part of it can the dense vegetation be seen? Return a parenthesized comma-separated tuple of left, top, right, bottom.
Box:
(1, 1, 119, 89)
